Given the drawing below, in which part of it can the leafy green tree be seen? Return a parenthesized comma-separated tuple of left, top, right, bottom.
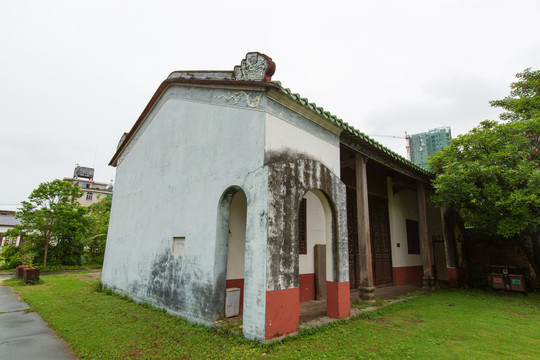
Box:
(7, 180, 85, 267)
(489, 68, 540, 122)
(429, 69, 540, 277)
(84, 196, 112, 263)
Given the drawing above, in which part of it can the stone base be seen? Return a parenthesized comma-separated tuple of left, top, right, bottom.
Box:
(422, 276, 435, 289)
(358, 286, 376, 300)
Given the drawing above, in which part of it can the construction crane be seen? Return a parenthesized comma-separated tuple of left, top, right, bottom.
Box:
(368, 131, 411, 160)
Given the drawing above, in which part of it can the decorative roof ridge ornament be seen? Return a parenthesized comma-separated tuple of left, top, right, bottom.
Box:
(233, 52, 276, 81)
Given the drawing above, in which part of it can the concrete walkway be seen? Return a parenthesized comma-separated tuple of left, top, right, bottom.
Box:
(0, 275, 74, 360)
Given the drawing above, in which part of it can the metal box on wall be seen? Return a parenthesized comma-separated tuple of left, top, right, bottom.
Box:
(225, 288, 241, 318)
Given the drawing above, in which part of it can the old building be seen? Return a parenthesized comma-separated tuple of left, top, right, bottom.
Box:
(63, 166, 113, 206)
(102, 53, 462, 341)
(0, 210, 23, 247)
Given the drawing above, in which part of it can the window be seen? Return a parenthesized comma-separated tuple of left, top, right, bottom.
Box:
(86, 193, 93, 201)
(173, 237, 185, 255)
(83, 183, 90, 189)
(406, 219, 420, 254)
(298, 198, 307, 255)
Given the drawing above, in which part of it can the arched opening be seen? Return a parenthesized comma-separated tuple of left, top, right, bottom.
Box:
(225, 190, 247, 316)
(214, 186, 247, 319)
(298, 189, 337, 322)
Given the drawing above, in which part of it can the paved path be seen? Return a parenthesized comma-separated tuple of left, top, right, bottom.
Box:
(0, 275, 75, 360)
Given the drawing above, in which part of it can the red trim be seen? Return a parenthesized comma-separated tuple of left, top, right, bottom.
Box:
(265, 288, 299, 340)
(392, 265, 423, 285)
(447, 268, 458, 287)
(226, 279, 244, 314)
(326, 281, 350, 319)
(299, 273, 315, 302)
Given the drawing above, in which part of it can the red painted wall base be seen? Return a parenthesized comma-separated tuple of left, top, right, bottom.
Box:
(225, 278, 244, 314)
(326, 281, 350, 319)
(392, 266, 423, 285)
(299, 273, 315, 302)
(265, 288, 299, 340)
(447, 267, 467, 287)
(447, 268, 458, 287)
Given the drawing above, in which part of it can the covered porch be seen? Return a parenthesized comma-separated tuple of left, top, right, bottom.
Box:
(299, 283, 425, 323)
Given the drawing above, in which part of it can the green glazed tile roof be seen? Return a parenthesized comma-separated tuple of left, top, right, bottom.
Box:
(272, 81, 432, 176)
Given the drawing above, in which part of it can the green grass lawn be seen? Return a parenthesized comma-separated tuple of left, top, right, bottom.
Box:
(4, 273, 540, 359)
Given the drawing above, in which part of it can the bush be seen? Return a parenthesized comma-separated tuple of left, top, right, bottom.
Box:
(0, 245, 22, 269)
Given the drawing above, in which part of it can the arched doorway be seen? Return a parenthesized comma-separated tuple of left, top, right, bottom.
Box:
(214, 186, 247, 318)
(298, 190, 329, 303)
(225, 190, 247, 315)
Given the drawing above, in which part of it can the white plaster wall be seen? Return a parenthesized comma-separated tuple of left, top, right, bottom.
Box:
(299, 191, 326, 274)
(386, 177, 423, 268)
(226, 191, 246, 280)
(265, 113, 340, 175)
(102, 87, 267, 328)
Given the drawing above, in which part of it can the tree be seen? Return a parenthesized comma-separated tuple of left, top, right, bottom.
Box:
(84, 196, 112, 263)
(489, 68, 540, 122)
(8, 180, 85, 267)
(429, 69, 540, 277)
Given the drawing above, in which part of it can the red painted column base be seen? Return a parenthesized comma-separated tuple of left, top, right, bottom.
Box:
(265, 288, 299, 340)
(326, 281, 350, 319)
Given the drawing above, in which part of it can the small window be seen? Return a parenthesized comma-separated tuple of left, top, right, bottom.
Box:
(86, 193, 93, 201)
(83, 183, 90, 189)
(298, 198, 307, 255)
(173, 237, 185, 255)
(406, 219, 420, 254)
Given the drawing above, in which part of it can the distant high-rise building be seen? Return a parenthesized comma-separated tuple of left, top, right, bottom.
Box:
(409, 127, 452, 170)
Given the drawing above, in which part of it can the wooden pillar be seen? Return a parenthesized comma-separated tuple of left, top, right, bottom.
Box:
(355, 154, 375, 299)
(417, 182, 434, 288)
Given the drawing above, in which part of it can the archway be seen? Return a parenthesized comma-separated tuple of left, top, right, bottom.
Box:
(225, 190, 247, 315)
(298, 190, 329, 303)
(214, 186, 247, 318)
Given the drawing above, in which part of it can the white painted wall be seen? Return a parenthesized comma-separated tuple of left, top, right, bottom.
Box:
(227, 191, 247, 280)
(102, 86, 268, 332)
(265, 113, 340, 175)
(299, 191, 326, 274)
(386, 177, 423, 268)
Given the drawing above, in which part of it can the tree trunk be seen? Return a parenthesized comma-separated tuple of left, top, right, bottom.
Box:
(43, 240, 49, 267)
(517, 233, 540, 279)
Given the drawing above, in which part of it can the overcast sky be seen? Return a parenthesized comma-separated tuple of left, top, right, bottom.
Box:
(1, 0, 539, 210)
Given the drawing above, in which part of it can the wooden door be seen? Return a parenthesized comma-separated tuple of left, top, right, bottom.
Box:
(346, 188, 359, 289)
(369, 196, 393, 286)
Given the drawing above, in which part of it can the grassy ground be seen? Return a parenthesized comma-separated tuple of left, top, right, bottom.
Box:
(0, 263, 102, 275)
(4, 273, 540, 359)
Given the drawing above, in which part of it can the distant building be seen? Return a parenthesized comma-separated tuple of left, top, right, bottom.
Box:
(409, 127, 452, 169)
(63, 166, 113, 207)
(0, 210, 23, 247)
